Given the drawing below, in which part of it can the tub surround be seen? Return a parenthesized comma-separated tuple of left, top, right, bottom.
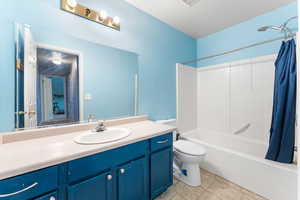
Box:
(0, 118, 176, 180)
(177, 53, 298, 200)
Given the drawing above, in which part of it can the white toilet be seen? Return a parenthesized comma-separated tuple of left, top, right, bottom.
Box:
(173, 140, 206, 186)
(156, 119, 206, 187)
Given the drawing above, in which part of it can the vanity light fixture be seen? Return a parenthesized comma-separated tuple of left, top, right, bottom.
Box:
(61, 0, 121, 31)
(66, 0, 77, 8)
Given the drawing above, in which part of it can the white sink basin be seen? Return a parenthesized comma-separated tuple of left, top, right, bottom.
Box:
(74, 128, 131, 145)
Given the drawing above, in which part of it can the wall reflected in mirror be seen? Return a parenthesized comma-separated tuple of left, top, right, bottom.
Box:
(14, 23, 139, 131)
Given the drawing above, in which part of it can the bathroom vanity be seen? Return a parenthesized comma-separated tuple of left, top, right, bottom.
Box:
(0, 119, 175, 200)
(0, 21, 176, 200)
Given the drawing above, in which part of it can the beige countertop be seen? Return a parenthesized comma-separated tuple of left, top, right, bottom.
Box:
(0, 120, 176, 180)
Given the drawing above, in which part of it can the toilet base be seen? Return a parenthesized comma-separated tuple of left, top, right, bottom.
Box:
(174, 163, 201, 187)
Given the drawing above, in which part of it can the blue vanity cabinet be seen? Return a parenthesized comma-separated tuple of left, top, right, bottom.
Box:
(68, 171, 113, 200)
(117, 157, 148, 200)
(0, 133, 174, 200)
(68, 141, 148, 183)
(67, 140, 149, 200)
(150, 133, 173, 199)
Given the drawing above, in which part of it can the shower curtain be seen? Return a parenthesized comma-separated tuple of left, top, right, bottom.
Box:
(265, 39, 297, 163)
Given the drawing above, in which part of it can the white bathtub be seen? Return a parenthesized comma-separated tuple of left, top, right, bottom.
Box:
(182, 129, 298, 200)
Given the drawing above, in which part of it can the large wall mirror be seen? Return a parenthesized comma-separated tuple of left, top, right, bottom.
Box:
(13, 23, 139, 131)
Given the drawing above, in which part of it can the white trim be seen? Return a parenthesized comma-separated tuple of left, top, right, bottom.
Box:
(24, 26, 38, 128)
(197, 54, 277, 72)
(36, 43, 84, 122)
(296, 31, 300, 200)
(40, 75, 54, 122)
(134, 73, 138, 116)
(37, 43, 81, 57)
(176, 63, 180, 123)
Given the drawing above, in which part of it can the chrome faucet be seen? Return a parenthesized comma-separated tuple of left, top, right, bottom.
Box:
(88, 114, 95, 122)
(95, 120, 106, 132)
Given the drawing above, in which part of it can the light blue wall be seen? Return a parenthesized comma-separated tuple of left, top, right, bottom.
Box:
(0, 21, 15, 132)
(0, 0, 196, 132)
(197, 2, 298, 67)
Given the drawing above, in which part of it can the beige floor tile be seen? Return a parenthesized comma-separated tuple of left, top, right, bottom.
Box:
(173, 177, 179, 184)
(240, 188, 269, 200)
(240, 193, 258, 200)
(200, 168, 215, 176)
(174, 182, 205, 200)
(201, 173, 216, 189)
(197, 190, 222, 200)
(240, 193, 269, 200)
(206, 176, 243, 200)
(157, 184, 177, 200)
(171, 195, 187, 200)
(157, 170, 267, 200)
(255, 196, 268, 200)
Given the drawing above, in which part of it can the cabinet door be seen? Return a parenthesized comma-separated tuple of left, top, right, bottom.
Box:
(118, 157, 148, 200)
(68, 171, 113, 200)
(150, 148, 173, 199)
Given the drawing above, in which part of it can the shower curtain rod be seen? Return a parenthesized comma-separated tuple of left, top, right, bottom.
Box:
(181, 33, 296, 65)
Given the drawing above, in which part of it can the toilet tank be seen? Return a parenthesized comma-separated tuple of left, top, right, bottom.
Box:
(156, 119, 177, 140)
(156, 119, 177, 126)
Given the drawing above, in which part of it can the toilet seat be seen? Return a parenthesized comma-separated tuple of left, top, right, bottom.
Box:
(174, 140, 206, 156)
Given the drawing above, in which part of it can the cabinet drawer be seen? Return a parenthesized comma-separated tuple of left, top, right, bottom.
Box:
(150, 133, 172, 152)
(68, 140, 148, 183)
(0, 166, 58, 200)
(34, 191, 57, 200)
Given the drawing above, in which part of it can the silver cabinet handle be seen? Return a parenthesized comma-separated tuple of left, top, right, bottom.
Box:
(157, 139, 169, 144)
(49, 197, 56, 200)
(107, 174, 113, 180)
(0, 182, 38, 198)
(120, 169, 125, 174)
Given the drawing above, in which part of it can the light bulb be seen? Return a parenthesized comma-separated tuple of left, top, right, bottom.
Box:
(52, 58, 62, 65)
(113, 16, 120, 26)
(67, 0, 77, 8)
(52, 53, 62, 65)
(99, 10, 108, 21)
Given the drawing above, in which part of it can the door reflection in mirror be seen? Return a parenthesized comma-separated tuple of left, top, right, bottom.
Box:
(41, 76, 66, 124)
(15, 24, 80, 130)
(37, 48, 79, 126)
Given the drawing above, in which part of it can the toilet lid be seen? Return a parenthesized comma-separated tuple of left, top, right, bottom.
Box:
(174, 140, 206, 156)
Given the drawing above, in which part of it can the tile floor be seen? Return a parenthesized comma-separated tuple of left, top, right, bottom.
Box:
(157, 169, 268, 200)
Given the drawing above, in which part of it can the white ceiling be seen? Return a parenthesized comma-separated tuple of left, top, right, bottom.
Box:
(125, 0, 295, 38)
